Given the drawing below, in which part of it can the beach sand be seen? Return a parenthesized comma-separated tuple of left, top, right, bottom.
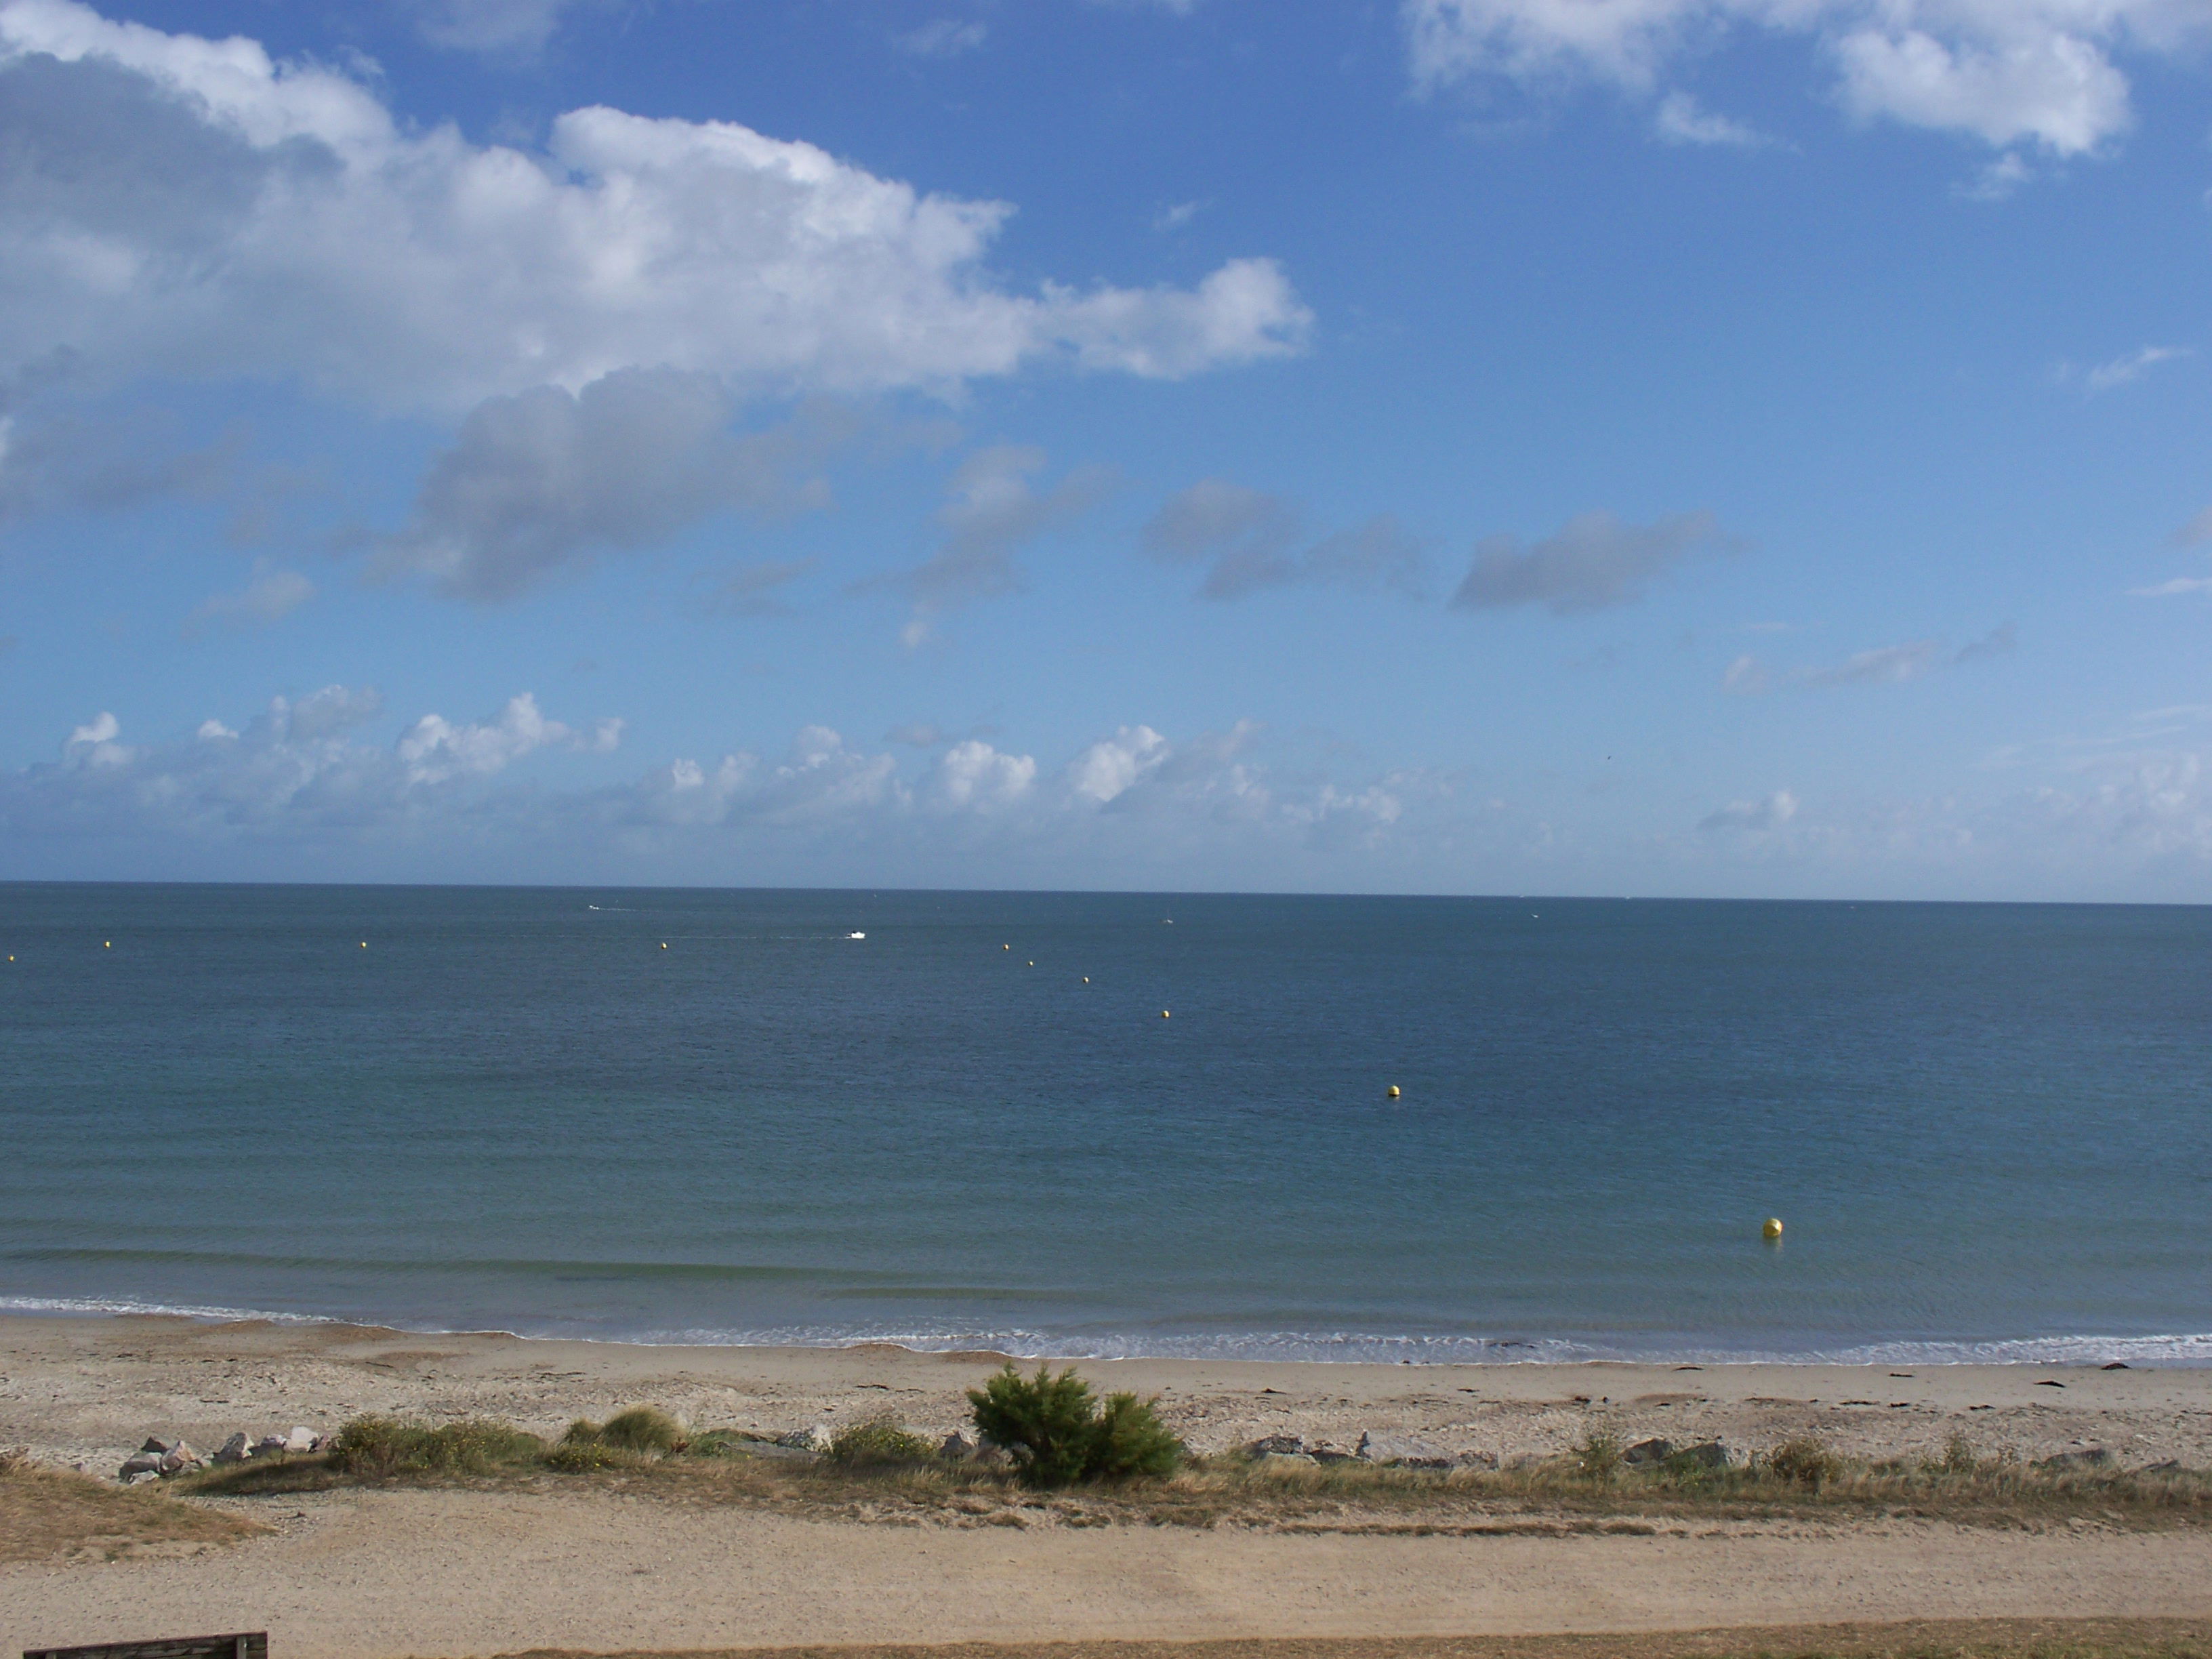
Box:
(4, 1314, 2211, 1658)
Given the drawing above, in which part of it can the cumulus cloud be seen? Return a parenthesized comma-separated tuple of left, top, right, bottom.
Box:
(1403, 0, 2207, 158)
(1142, 480, 1428, 600)
(1451, 510, 1720, 615)
(375, 370, 840, 601)
(1698, 787, 1798, 832)
(0, 0, 1311, 420)
(183, 560, 314, 634)
(397, 692, 620, 785)
(876, 447, 1113, 644)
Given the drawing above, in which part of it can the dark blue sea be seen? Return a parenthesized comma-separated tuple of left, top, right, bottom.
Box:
(2, 883, 2207, 1364)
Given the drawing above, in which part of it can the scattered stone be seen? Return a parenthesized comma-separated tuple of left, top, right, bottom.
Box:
(253, 1435, 289, 1457)
(213, 1433, 252, 1465)
(775, 1425, 834, 1453)
(940, 1431, 977, 1460)
(1246, 1433, 1305, 1458)
(1355, 1431, 1454, 1469)
(283, 1426, 319, 1453)
(138, 1437, 180, 1456)
(118, 1453, 164, 1479)
(1622, 1437, 1674, 1467)
(1307, 1441, 1355, 1463)
(157, 1443, 203, 1475)
(122, 1469, 161, 1486)
(1675, 1441, 1732, 1469)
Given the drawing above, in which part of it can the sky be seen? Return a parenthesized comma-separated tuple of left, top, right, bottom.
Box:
(1, 0, 2209, 899)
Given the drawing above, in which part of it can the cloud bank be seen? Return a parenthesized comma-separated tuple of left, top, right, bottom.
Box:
(0, 0, 1311, 419)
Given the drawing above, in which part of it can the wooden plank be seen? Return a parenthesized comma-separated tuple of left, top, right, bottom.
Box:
(24, 1633, 267, 1659)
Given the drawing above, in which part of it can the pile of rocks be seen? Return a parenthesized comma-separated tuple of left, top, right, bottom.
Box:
(118, 1426, 325, 1483)
(1241, 1431, 1499, 1470)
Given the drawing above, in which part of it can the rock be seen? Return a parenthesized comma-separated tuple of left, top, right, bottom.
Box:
(775, 1425, 834, 1453)
(940, 1432, 977, 1460)
(118, 1453, 164, 1478)
(157, 1443, 203, 1475)
(1622, 1437, 1674, 1467)
(1246, 1433, 1305, 1458)
(123, 1469, 161, 1486)
(1307, 1441, 1356, 1463)
(138, 1436, 179, 1456)
(1355, 1431, 1454, 1469)
(1674, 1441, 1731, 1469)
(213, 1433, 251, 1465)
(253, 1435, 289, 1456)
(2035, 1447, 2112, 1471)
(284, 1427, 319, 1453)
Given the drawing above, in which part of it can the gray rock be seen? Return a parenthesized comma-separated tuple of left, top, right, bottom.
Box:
(1674, 1441, 1731, 1469)
(775, 1425, 834, 1453)
(284, 1426, 319, 1453)
(118, 1453, 163, 1478)
(1246, 1433, 1305, 1458)
(122, 1469, 161, 1486)
(252, 1435, 289, 1456)
(138, 1436, 179, 1456)
(1355, 1431, 1454, 1469)
(157, 1444, 203, 1475)
(940, 1431, 977, 1460)
(213, 1433, 251, 1465)
(1622, 1437, 1674, 1467)
(1307, 1441, 1356, 1464)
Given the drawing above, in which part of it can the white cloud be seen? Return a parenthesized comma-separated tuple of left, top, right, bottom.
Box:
(0, 0, 1311, 421)
(396, 692, 620, 785)
(1654, 90, 1767, 145)
(1725, 626, 2009, 691)
(2083, 344, 2189, 392)
(183, 560, 313, 634)
(1404, 0, 2208, 157)
(1143, 480, 1428, 600)
(407, 0, 581, 56)
(1452, 509, 1721, 614)
(2131, 574, 2212, 597)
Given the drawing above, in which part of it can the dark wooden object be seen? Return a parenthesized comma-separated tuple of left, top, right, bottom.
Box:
(26, 1635, 267, 1659)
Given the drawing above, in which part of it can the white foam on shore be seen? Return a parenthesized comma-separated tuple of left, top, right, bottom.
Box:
(7, 1296, 2209, 1366)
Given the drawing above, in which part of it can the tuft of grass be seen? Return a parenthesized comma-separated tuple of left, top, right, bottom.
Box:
(827, 1418, 939, 1467)
(0, 1460, 262, 1562)
(1573, 1430, 1624, 1483)
(325, 1415, 544, 1478)
(1766, 1435, 1843, 1489)
(968, 1364, 1185, 1488)
(600, 1407, 687, 1454)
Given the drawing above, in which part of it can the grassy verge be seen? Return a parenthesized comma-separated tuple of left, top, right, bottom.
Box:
(169, 1414, 2212, 1533)
(0, 1457, 265, 1562)
(486, 1622, 2212, 1659)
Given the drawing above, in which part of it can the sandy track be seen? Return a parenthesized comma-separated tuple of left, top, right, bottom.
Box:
(5, 1490, 2211, 1659)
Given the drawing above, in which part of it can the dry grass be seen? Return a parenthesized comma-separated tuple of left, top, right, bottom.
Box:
(490, 1618, 2212, 1659)
(171, 1416, 2212, 1535)
(0, 1458, 264, 1563)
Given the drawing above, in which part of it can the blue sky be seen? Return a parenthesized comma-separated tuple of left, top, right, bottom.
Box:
(1, 0, 2208, 898)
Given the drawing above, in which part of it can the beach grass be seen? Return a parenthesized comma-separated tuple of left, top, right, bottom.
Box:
(169, 1412, 2212, 1533)
(0, 1452, 264, 1561)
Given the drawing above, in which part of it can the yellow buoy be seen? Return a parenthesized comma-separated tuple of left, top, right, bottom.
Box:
(661, 942, 668, 949)
(1387, 1084, 1401, 1099)
(360, 941, 368, 948)
(1762, 1217, 1784, 1240)
(1003, 943, 1010, 950)
(1082, 976, 1089, 983)
(104, 941, 112, 948)
(1027, 960, 1034, 966)
(1160, 1010, 1171, 1019)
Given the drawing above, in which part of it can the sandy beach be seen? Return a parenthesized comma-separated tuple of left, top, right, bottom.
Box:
(4, 1314, 2211, 1658)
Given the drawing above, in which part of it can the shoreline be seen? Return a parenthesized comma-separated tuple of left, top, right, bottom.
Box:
(6, 1301, 2209, 1370)
(5, 1311, 2210, 1477)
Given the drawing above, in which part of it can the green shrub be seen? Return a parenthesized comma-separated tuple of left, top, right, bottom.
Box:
(967, 1364, 1183, 1487)
(325, 1415, 542, 1477)
(827, 1418, 939, 1467)
(543, 1438, 629, 1473)
(1767, 1436, 1842, 1488)
(1573, 1430, 1624, 1482)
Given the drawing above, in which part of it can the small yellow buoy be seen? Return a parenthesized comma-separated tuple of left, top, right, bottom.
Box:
(1004, 943, 1010, 950)
(1762, 1216, 1784, 1240)
(1387, 1084, 1401, 1099)
(1082, 976, 1089, 983)
(1160, 1010, 1171, 1019)
(104, 941, 111, 948)
(1027, 960, 1034, 966)
(360, 941, 368, 948)
(661, 942, 668, 949)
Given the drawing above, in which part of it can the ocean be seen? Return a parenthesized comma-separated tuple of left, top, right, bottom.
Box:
(1, 882, 2207, 1364)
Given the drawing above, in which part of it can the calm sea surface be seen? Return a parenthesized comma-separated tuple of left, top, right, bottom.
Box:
(1, 882, 2207, 1363)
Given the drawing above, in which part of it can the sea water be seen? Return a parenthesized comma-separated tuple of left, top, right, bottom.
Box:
(1, 882, 2207, 1363)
